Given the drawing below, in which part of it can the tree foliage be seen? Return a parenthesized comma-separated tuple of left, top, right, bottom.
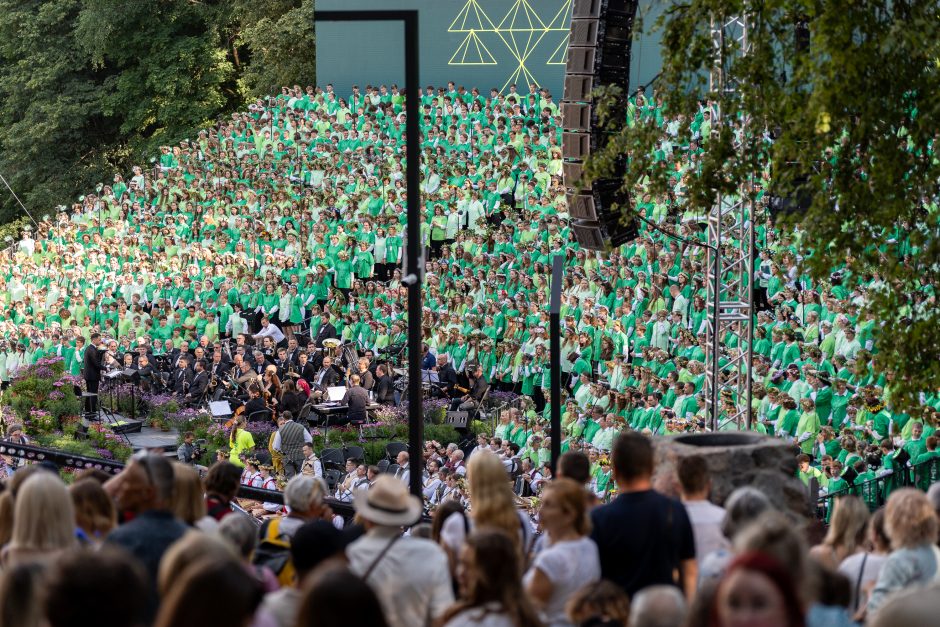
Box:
(589, 0, 940, 409)
(0, 0, 315, 223)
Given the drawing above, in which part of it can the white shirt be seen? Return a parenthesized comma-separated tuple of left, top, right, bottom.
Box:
(524, 536, 601, 627)
(347, 529, 454, 627)
(444, 605, 516, 627)
(683, 499, 730, 562)
(253, 322, 286, 344)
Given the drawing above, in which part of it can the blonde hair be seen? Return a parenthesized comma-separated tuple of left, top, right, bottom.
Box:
(70, 478, 117, 538)
(157, 530, 237, 596)
(822, 495, 869, 561)
(467, 450, 521, 555)
(885, 488, 939, 549)
(10, 472, 76, 553)
(542, 477, 591, 537)
(171, 463, 207, 525)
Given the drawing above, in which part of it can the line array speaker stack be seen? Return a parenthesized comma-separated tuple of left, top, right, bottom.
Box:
(562, 0, 640, 250)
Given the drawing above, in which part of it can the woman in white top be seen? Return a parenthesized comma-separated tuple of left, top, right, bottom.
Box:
(441, 529, 542, 627)
(524, 478, 601, 627)
(440, 450, 535, 563)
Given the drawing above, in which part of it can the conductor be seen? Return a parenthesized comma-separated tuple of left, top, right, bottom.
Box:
(82, 333, 106, 414)
(342, 373, 370, 424)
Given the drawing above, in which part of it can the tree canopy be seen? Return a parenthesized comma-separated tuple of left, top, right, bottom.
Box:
(0, 0, 315, 225)
(588, 0, 940, 410)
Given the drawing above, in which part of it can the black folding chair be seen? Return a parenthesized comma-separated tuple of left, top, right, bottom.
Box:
(320, 448, 346, 471)
(385, 442, 407, 461)
(344, 445, 365, 463)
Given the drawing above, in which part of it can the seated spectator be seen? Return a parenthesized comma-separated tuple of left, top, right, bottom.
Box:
(296, 563, 389, 627)
(154, 555, 264, 627)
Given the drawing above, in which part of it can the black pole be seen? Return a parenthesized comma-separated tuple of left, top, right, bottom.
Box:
(549, 255, 563, 472)
(316, 10, 420, 496)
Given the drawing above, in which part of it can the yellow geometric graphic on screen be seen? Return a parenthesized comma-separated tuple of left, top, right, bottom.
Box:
(448, 0, 499, 65)
(448, 0, 575, 92)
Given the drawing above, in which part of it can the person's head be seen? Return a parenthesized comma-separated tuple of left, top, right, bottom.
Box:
(867, 583, 940, 627)
(611, 431, 654, 487)
(722, 487, 773, 540)
(466, 450, 520, 551)
(0, 561, 46, 627)
(10, 472, 76, 557)
(677, 454, 711, 500)
(204, 461, 242, 502)
(112, 453, 176, 514)
(630, 585, 687, 627)
(713, 551, 806, 627)
(822, 495, 869, 556)
(295, 563, 389, 627)
(156, 530, 238, 597)
(446, 529, 540, 625)
(539, 478, 590, 538)
(291, 520, 349, 582)
(217, 513, 259, 563)
(171, 463, 207, 525)
(556, 451, 591, 485)
(353, 474, 421, 529)
(884, 488, 939, 550)
(44, 547, 148, 627)
(69, 478, 116, 541)
(154, 555, 263, 627)
(733, 512, 808, 604)
(284, 475, 328, 520)
(565, 579, 631, 626)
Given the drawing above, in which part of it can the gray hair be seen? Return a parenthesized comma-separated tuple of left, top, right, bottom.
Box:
(722, 486, 773, 539)
(284, 475, 326, 513)
(218, 513, 258, 559)
(629, 585, 687, 627)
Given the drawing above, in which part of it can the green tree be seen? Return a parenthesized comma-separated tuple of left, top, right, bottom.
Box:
(0, 0, 117, 224)
(0, 0, 316, 224)
(589, 0, 940, 410)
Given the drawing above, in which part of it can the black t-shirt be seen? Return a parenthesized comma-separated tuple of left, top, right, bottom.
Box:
(589, 489, 696, 596)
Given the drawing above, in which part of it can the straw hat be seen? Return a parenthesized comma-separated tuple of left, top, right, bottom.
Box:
(353, 475, 422, 526)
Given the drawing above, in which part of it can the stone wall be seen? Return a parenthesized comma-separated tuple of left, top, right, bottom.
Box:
(651, 432, 812, 520)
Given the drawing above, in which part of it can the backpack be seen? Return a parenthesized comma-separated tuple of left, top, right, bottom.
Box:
(252, 518, 295, 587)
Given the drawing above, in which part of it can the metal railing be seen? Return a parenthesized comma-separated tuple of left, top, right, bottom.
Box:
(814, 457, 940, 520)
(0, 440, 358, 518)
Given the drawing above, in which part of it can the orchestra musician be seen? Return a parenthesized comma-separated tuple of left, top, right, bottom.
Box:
(350, 357, 374, 391)
(451, 364, 488, 412)
(291, 350, 316, 386)
(434, 354, 459, 398)
(311, 355, 342, 392)
(172, 355, 195, 396)
(136, 355, 155, 393)
(312, 312, 337, 348)
(184, 359, 210, 406)
(373, 364, 396, 405)
(243, 384, 269, 420)
(341, 373, 370, 424)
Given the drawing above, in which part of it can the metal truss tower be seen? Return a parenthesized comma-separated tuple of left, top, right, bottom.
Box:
(704, 13, 755, 431)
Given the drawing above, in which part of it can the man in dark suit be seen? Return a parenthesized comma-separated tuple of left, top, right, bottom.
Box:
(82, 332, 106, 414)
(243, 384, 269, 420)
(292, 350, 316, 387)
(452, 364, 488, 411)
(184, 359, 210, 406)
(341, 373, 370, 423)
(435, 354, 459, 399)
(172, 355, 194, 396)
(373, 364, 396, 405)
(312, 355, 342, 391)
(312, 313, 337, 348)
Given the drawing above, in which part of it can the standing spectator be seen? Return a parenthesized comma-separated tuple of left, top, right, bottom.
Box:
(296, 563, 390, 627)
(712, 552, 806, 627)
(838, 508, 889, 616)
(1, 472, 76, 568)
(677, 455, 730, 563)
(104, 453, 188, 620)
(867, 489, 940, 614)
(43, 547, 149, 627)
(154, 556, 264, 627)
(524, 478, 601, 627)
(203, 461, 242, 521)
(441, 529, 542, 627)
(347, 475, 454, 627)
(629, 585, 687, 627)
(590, 432, 697, 600)
(808, 496, 868, 570)
(440, 450, 535, 562)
